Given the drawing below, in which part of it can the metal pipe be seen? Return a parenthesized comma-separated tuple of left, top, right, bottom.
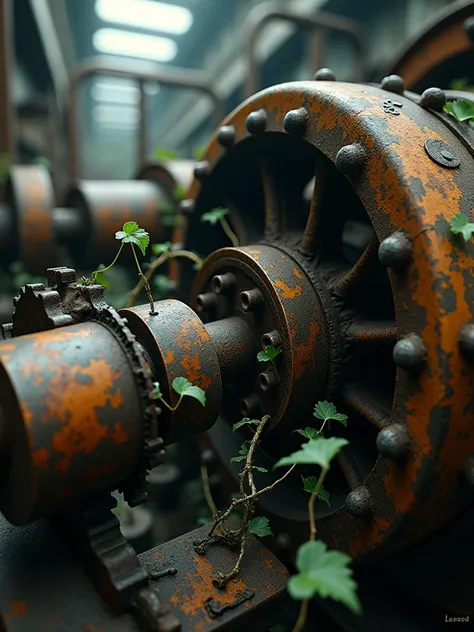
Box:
(243, 1, 367, 97)
(68, 56, 225, 181)
(0, 0, 15, 163)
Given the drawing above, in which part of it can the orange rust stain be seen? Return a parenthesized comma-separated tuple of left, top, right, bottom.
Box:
(11, 602, 27, 616)
(113, 421, 128, 443)
(293, 267, 303, 279)
(164, 350, 175, 365)
(167, 553, 250, 619)
(33, 376, 44, 385)
(21, 402, 34, 427)
(293, 321, 320, 380)
(274, 280, 302, 299)
(31, 328, 91, 348)
(0, 344, 16, 352)
(32, 448, 49, 470)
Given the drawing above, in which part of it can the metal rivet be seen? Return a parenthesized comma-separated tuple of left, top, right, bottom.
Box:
(419, 87, 446, 112)
(381, 75, 405, 95)
(217, 125, 236, 147)
(393, 334, 426, 371)
(283, 108, 309, 136)
(462, 455, 474, 486)
(259, 368, 279, 392)
(240, 394, 262, 418)
(313, 68, 335, 81)
(378, 232, 413, 269)
(262, 330, 281, 350)
(424, 139, 460, 169)
(246, 109, 267, 134)
(335, 143, 367, 178)
(346, 486, 372, 519)
(459, 324, 474, 361)
(464, 17, 474, 42)
(376, 424, 411, 461)
(200, 449, 216, 467)
(195, 293, 217, 313)
(180, 199, 195, 216)
(240, 288, 264, 312)
(193, 161, 210, 180)
(212, 273, 236, 295)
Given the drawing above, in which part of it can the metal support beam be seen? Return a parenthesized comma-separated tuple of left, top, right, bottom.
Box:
(0, 0, 15, 161)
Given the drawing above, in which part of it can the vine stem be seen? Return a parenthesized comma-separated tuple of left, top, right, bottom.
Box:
(90, 242, 124, 279)
(157, 393, 183, 412)
(220, 216, 239, 248)
(201, 465, 218, 518)
(292, 465, 329, 632)
(130, 244, 156, 314)
(125, 249, 203, 308)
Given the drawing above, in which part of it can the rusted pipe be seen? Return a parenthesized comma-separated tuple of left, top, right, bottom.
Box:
(0, 0, 15, 164)
(68, 56, 225, 181)
(243, 1, 367, 97)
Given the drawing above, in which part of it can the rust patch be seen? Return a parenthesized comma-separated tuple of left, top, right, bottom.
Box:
(274, 280, 302, 299)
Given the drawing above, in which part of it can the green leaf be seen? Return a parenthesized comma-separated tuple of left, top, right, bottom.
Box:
(232, 417, 260, 432)
(229, 455, 247, 464)
(201, 208, 229, 225)
(248, 516, 272, 537)
(252, 466, 268, 473)
(193, 261, 202, 271)
(193, 146, 206, 160)
(94, 265, 110, 289)
(314, 401, 348, 427)
(294, 427, 321, 441)
(303, 477, 331, 506)
(123, 221, 139, 235)
(274, 436, 348, 470)
(443, 99, 474, 122)
(115, 223, 150, 256)
(288, 540, 361, 615)
(174, 185, 186, 201)
(450, 213, 474, 241)
(317, 485, 330, 506)
(172, 377, 206, 407)
(230, 440, 251, 463)
(152, 382, 161, 399)
(154, 147, 177, 160)
(152, 241, 172, 255)
(257, 346, 282, 362)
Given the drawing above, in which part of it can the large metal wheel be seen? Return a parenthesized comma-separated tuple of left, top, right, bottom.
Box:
(180, 78, 474, 564)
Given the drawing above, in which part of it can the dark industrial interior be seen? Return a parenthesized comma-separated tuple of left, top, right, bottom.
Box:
(1, 0, 474, 630)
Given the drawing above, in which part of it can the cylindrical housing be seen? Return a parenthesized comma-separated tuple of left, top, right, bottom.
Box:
(120, 300, 222, 444)
(204, 317, 257, 382)
(63, 180, 166, 267)
(0, 322, 144, 525)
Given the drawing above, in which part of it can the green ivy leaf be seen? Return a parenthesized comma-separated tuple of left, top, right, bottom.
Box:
(294, 427, 322, 441)
(302, 477, 331, 506)
(115, 222, 150, 256)
(287, 540, 361, 615)
(314, 401, 347, 427)
(152, 241, 172, 255)
(443, 99, 474, 122)
(201, 208, 229, 225)
(450, 213, 474, 241)
(232, 418, 260, 432)
(230, 440, 251, 463)
(229, 455, 247, 464)
(248, 516, 272, 537)
(274, 436, 348, 470)
(154, 147, 177, 160)
(257, 346, 282, 362)
(193, 261, 203, 271)
(172, 377, 206, 407)
(193, 146, 206, 160)
(252, 466, 268, 473)
(174, 185, 186, 201)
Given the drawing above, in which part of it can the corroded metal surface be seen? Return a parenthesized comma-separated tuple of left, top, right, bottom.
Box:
(182, 79, 474, 562)
(4, 166, 55, 272)
(120, 300, 222, 444)
(387, 0, 474, 90)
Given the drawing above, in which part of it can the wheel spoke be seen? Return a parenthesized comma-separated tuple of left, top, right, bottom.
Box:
(343, 388, 390, 430)
(261, 162, 283, 240)
(335, 452, 363, 491)
(331, 238, 379, 297)
(347, 321, 397, 345)
(299, 172, 323, 256)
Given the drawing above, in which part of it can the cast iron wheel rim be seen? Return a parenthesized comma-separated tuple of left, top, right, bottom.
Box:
(186, 81, 474, 562)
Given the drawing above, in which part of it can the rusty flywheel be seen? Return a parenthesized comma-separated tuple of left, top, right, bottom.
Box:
(175, 76, 474, 563)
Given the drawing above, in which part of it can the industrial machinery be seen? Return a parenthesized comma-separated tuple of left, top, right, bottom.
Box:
(1, 71, 474, 631)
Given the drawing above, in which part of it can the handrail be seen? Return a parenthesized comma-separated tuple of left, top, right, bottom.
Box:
(244, 1, 367, 98)
(68, 56, 225, 181)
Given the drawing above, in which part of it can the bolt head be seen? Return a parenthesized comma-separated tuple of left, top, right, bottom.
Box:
(378, 232, 412, 269)
(335, 144, 367, 178)
(346, 486, 372, 519)
(381, 75, 405, 95)
(419, 87, 446, 112)
(376, 423, 411, 461)
(200, 449, 216, 467)
(217, 125, 236, 147)
(313, 68, 336, 81)
(459, 324, 474, 360)
(393, 335, 426, 371)
(193, 161, 210, 180)
(180, 199, 195, 216)
(283, 108, 308, 136)
(246, 109, 267, 134)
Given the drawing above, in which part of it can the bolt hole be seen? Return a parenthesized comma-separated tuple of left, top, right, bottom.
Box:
(240, 292, 250, 311)
(212, 276, 223, 293)
(259, 373, 271, 392)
